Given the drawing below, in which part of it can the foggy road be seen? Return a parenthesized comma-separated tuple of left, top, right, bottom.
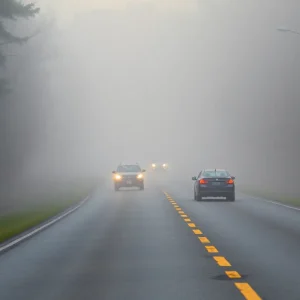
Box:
(0, 181, 299, 300)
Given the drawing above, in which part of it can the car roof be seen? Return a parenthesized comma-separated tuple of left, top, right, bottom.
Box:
(203, 168, 227, 172)
(118, 162, 140, 166)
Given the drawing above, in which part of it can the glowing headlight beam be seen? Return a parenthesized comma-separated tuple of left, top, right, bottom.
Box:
(115, 174, 122, 180)
(137, 173, 144, 179)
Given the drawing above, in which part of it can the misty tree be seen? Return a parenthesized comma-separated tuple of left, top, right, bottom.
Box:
(0, 0, 39, 97)
(0, 1, 40, 210)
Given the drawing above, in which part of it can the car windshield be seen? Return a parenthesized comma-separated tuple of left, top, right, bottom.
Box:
(202, 170, 229, 178)
(117, 165, 141, 172)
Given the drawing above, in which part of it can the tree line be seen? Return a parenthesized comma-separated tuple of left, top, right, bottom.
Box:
(0, 0, 39, 97)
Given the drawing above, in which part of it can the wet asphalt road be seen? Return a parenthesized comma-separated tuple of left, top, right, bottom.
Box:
(0, 179, 300, 300)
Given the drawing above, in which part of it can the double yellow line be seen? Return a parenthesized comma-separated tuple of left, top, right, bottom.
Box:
(163, 192, 261, 300)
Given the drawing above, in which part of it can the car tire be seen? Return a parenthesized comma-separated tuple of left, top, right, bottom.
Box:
(196, 192, 202, 202)
(114, 185, 119, 191)
(140, 183, 144, 190)
(228, 193, 235, 201)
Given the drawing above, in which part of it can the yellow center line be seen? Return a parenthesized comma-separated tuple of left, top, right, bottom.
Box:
(198, 237, 210, 243)
(163, 190, 260, 300)
(234, 283, 262, 300)
(213, 256, 231, 267)
(225, 271, 241, 279)
(205, 246, 219, 253)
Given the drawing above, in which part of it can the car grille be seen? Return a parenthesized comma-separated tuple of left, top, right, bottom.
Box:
(122, 175, 136, 180)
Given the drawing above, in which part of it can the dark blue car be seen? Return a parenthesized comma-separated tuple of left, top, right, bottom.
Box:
(192, 169, 235, 201)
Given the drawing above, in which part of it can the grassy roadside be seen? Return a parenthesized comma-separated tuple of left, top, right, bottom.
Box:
(238, 186, 300, 207)
(0, 182, 97, 244)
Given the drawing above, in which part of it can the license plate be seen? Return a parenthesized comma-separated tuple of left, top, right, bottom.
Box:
(212, 182, 221, 186)
(126, 180, 132, 184)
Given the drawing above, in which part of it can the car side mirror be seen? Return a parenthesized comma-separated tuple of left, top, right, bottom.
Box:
(192, 176, 197, 181)
(142, 169, 146, 172)
(231, 176, 235, 180)
(112, 171, 116, 174)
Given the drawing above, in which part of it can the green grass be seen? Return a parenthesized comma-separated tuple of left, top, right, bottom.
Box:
(239, 187, 300, 207)
(0, 205, 69, 243)
(0, 182, 96, 244)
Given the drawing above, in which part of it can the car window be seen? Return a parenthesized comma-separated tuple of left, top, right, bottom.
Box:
(202, 170, 229, 177)
(117, 165, 141, 172)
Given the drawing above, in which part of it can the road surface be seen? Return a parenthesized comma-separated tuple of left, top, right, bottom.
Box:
(0, 179, 299, 300)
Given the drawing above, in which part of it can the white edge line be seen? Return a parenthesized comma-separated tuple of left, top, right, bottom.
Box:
(0, 196, 90, 253)
(240, 193, 300, 211)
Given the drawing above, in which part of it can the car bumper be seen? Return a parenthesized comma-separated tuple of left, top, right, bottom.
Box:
(198, 187, 234, 197)
(115, 179, 144, 187)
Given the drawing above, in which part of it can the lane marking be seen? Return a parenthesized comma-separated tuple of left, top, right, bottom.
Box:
(213, 256, 231, 267)
(198, 237, 210, 243)
(240, 193, 300, 212)
(163, 191, 262, 300)
(0, 196, 90, 254)
(234, 283, 262, 300)
(205, 245, 219, 253)
(226, 271, 241, 279)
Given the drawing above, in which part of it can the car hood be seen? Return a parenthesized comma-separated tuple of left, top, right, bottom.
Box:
(117, 172, 141, 176)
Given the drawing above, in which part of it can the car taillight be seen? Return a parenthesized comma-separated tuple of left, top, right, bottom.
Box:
(199, 179, 208, 184)
(227, 179, 234, 184)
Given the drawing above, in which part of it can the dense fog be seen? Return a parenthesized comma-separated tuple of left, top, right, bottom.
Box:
(1, 0, 300, 211)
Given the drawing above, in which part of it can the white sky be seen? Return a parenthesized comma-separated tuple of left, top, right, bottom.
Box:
(35, 0, 199, 25)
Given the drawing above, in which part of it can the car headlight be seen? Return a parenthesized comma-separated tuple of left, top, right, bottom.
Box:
(152, 163, 156, 168)
(115, 174, 122, 180)
(137, 173, 143, 179)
